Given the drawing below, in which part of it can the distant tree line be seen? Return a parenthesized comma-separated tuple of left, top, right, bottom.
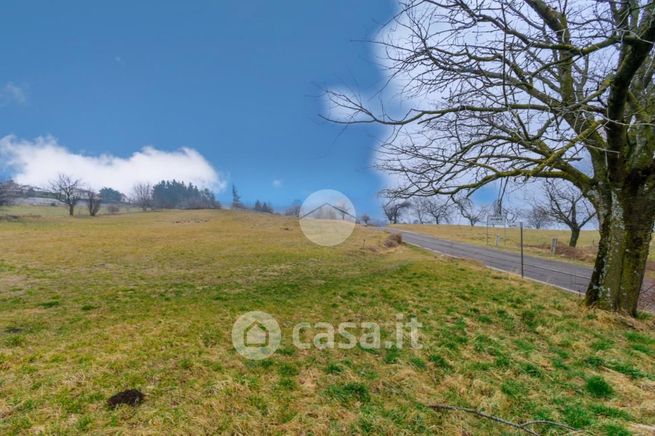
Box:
(253, 200, 274, 213)
(232, 185, 276, 214)
(1, 174, 225, 216)
(151, 180, 220, 209)
(382, 179, 597, 248)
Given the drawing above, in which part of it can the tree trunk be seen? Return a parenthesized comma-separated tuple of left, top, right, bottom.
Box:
(568, 227, 580, 247)
(68, 204, 74, 216)
(585, 189, 655, 316)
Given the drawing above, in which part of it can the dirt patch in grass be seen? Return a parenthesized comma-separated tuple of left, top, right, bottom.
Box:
(107, 389, 145, 408)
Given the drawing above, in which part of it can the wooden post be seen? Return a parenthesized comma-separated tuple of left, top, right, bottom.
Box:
(550, 238, 558, 255)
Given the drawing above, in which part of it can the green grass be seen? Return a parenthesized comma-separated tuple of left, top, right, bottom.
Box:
(0, 208, 654, 434)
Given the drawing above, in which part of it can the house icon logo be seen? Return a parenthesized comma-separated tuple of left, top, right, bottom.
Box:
(299, 189, 357, 247)
(244, 321, 269, 347)
(232, 311, 281, 360)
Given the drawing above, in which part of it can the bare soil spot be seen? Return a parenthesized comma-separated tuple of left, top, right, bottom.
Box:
(107, 389, 145, 409)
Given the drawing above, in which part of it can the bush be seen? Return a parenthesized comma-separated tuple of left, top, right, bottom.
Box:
(107, 204, 120, 215)
(384, 233, 402, 248)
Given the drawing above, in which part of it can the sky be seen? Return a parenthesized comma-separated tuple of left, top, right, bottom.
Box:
(0, 0, 397, 216)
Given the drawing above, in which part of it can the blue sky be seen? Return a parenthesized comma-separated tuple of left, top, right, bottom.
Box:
(0, 0, 397, 216)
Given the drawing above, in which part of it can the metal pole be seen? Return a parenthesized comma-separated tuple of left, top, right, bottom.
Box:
(520, 222, 524, 277)
(486, 216, 489, 246)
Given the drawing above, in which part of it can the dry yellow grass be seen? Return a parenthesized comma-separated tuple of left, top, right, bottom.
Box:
(0, 208, 653, 434)
(394, 223, 655, 265)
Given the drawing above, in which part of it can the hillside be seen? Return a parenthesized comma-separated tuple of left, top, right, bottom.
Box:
(0, 208, 654, 434)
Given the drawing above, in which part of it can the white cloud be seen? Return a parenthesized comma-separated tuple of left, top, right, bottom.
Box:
(0, 82, 27, 106)
(0, 135, 226, 194)
(272, 179, 282, 188)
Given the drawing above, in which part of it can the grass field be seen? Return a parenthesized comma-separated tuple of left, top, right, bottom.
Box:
(1, 208, 655, 434)
(393, 224, 655, 265)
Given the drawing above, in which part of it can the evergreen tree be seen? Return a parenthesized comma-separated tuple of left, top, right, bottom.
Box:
(151, 180, 220, 209)
(99, 187, 124, 203)
(232, 185, 244, 209)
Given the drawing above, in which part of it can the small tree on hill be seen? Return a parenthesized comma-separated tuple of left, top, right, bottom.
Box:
(261, 202, 273, 213)
(285, 201, 301, 217)
(50, 174, 82, 216)
(132, 183, 152, 211)
(421, 197, 451, 225)
(540, 180, 596, 247)
(526, 205, 551, 230)
(86, 190, 102, 216)
(232, 185, 245, 209)
(383, 200, 410, 224)
(455, 197, 487, 227)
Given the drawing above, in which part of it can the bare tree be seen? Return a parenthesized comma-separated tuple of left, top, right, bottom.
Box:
(360, 213, 371, 225)
(327, 1, 655, 315)
(421, 197, 452, 224)
(526, 205, 552, 230)
(50, 174, 82, 216)
(455, 197, 487, 227)
(132, 183, 152, 211)
(412, 198, 430, 224)
(86, 190, 102, 217)
(383, 199, 410, 224)
(285, 203, 301, 217)
(541, 180, 596, 247)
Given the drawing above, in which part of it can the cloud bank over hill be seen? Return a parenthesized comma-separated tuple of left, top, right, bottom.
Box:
(0, 135, 226, 194)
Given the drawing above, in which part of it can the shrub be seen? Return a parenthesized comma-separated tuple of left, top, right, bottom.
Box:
(384, 233, 402, 248)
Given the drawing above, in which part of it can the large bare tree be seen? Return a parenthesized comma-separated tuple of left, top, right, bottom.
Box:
(50, 174, 82, 216)
(328, 0, 655, 315)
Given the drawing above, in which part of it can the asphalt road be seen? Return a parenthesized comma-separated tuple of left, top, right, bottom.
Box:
(395, 230, 655, 311)
(397, 230, 592, 294)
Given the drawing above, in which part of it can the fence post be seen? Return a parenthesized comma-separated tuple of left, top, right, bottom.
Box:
(551, 238, 558, 255)
(520, 222, 524, 278)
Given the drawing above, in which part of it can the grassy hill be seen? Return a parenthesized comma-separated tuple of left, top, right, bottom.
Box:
(0, 208, 654, 434)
